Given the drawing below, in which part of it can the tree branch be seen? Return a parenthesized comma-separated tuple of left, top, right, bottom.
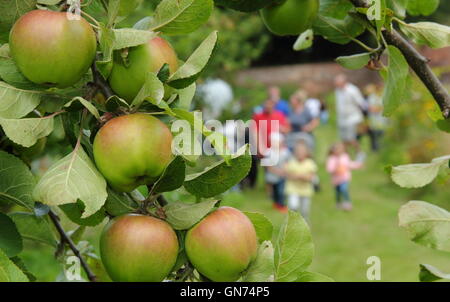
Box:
(48, 210, 97, 282)
(349, 0, 450, 118)
(91, 62, 114, 100)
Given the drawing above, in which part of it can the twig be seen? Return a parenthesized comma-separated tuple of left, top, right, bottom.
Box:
(349, 0, 450, 118)
(48, 210, 97, 282)
(91, 62, 115, 100)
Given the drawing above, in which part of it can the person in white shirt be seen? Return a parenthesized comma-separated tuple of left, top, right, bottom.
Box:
(334, 74, 366, 153)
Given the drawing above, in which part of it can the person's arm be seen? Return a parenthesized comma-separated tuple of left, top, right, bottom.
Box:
(344, 154, 363, 170)
(279, 114, 291, 134)
(351, 86, 367, 110)
(326, 156, 337, 173)
(267, 165, 286, 177)
(303, 117, 320, 133)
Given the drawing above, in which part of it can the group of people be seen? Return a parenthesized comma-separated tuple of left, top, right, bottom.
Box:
(249, 74, 387, 223)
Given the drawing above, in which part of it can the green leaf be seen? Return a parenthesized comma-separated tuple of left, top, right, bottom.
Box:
(243, 212, 273, 243)
(293, 29, 314, 51)
(151, 156, 186, 194)
(112, 29, 156, 50)
(64, 97, 100, 120)
(399, 201, 450, 252)
(0, 115, 54, 148)
(275, 211, 314, 282)
(0, 57, 43, 90)
(296, 271, 334, 282)
(131, 72, 165, 108)
(170, 109, 231, 162)
(148, 0, 214, 35)
(214, 0, 274, 12)
(107, 0, 121, 27)
(33, 146, 108, 218)
(0, 81, 42, 119)
(0, 0, 37, 43)
(104, 189, 137, 216)
(173, 83, 196, 110)
(242, 241, 275, 282)
(97, 25, 115, 79)
(9, 212, 56, 247)
(381, 46, 409, 116)
(0, 248, 28, 282)
(407, 0, 440, 16)
(313, 12, 365, 45)
(336, 52, 371, 70)
(167, 31, 218, 89)
(59, 201, 106, 227)
(10, 256, 36, 282)
(183, 149, 251, 198)
(164, 199, 218, 230)
(0, 151, 36, 210)
(399, 22, 450, 49)
(419, 264, 450, 282)
(0, 213, 22, 257)
(391, 155, 450, 188)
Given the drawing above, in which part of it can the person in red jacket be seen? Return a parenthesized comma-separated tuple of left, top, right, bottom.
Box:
(252, 98, 290, 158)
(251, 98, 290, 213)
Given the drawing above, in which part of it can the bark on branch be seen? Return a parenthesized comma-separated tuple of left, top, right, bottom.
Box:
(48, 210, 97, 282)
(349, 0, 450, 118)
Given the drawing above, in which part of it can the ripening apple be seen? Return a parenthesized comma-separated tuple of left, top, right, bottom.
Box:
(93, 113, 173, 192)
(108, 36, 179, 102)
(9, 10, 97, 88)
(260, 0, 319, 36)
(185, 207, 258, 282)
(100, 214, 179, 282)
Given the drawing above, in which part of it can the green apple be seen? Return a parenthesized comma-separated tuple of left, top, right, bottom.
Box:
(9, 10, 97, 88)
(100, 214, 179, 282)
(108, 36, 179, 102)
(260, 0, 319, 36)
(185, 207, 258, 282)
(93, 113, 173, 192)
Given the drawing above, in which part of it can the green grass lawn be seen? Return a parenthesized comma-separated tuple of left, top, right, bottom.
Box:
(222, 121, 450, 282)
(18, 118, 450, 282)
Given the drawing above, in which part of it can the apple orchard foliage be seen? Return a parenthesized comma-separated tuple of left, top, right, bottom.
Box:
(0, 0, 448, 282)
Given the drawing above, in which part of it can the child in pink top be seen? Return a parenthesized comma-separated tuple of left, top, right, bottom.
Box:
(326, 143, 363, 211)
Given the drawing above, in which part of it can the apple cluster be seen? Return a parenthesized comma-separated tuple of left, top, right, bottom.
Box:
(8, 7, 258, 282)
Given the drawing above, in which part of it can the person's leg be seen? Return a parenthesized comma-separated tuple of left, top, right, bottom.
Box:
(288, 194, 300, 211)
(299, 196, 311, 223)
(335, 184, 342, 208)
(340, 182, 353, 211)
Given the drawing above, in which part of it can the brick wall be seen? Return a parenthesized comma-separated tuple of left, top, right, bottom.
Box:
(234, 46, 450, 93)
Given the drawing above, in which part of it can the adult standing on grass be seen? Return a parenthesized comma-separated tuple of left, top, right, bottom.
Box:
(269, 85, 290, 117)
(286, 89, 319, 152)
(334, 74, 366, 157)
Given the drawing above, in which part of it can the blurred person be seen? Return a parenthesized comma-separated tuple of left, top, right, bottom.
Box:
(303, 80, 322, 119)
(287, 89, 321, 192)
(365, 84, 388, 152)
(286, 89, 319, 151)
(284, 142, 317, 223)
(334, 74, 367, 156)
(252, 98, 290, 158)
(326, 142, 363, 211)
(265, 133, 291, 213)
(268, 85, 290, 117)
